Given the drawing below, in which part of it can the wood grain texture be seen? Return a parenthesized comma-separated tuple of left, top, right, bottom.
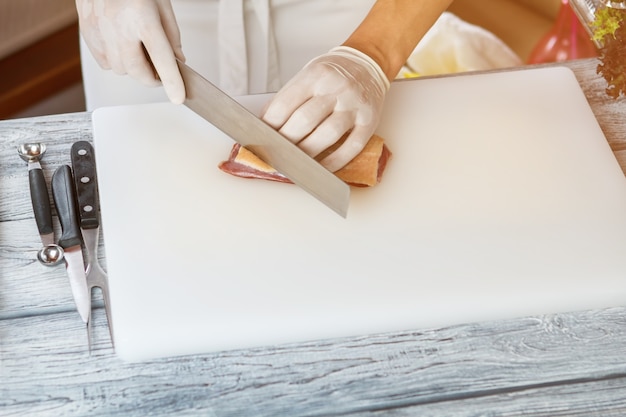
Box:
(2, 59, 626, 416)
(2, 308, 626, 417)
(1, 112, 95, 317)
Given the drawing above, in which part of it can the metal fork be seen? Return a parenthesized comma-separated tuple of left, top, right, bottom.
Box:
(82, 226, 114, 352)
(70, 141, 114, 352)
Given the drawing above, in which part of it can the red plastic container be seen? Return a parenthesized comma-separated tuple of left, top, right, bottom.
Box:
(527, 0, 598, 64)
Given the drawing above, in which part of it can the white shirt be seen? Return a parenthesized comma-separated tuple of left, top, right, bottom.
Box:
(80, 0, 376, 110)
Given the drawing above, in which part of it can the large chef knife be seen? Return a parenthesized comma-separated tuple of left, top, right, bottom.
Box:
(52, 165, 90, 323)
(177, 60, 350, 218)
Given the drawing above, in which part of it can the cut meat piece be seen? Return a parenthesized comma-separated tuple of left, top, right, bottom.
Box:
(218, 135, 392, 187)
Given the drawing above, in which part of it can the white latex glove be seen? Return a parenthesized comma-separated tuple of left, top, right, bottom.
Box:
(262, 46, 390, 172)
(75, 0, 186, 104)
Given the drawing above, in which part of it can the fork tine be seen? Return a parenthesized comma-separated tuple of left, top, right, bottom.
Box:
(100, 283, 115, 349)
(87, 304, 93, 354)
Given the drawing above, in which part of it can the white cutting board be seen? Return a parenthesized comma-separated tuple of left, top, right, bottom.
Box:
(92, 67, 626, 362)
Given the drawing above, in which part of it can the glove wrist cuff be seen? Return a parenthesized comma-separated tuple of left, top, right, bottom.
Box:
(329, 46, 391, 92)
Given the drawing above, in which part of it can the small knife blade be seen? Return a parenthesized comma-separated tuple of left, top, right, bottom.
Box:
(52, 165, 90, 323)
(177, 59, 350, 218)
(71, 141, 114, 347)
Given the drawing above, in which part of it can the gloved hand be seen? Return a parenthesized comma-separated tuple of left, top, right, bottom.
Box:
(75, 0, 186, 104)
(262, 46, 390, 172)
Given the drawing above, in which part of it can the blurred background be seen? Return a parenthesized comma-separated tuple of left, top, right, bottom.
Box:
(0, 0, 565, 120)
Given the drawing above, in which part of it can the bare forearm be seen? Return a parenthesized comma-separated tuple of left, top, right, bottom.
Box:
(343, 0, 453, 80)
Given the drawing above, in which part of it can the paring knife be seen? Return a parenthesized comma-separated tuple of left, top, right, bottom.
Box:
(71, 141, 114, 349)
(52, 165, 90, 323)
(177, 59, 350, 218)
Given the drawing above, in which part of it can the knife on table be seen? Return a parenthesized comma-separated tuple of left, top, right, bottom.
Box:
(70, 141, 114, 347)
(176, 59, 351, 218)
(52, 165, 90, 323)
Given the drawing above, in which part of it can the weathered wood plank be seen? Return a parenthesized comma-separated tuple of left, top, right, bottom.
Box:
(0, 112, 105, 318)
(0, 217, 107, 318)
(2, 307, 626, 416)
(363, 377, 626, 416)
(0, 111, 92, 223)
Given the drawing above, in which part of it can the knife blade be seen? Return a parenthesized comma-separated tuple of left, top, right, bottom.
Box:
(177, 59, 350, 218)
(71, 141, 114, 348)
(52, 165, 90, 323)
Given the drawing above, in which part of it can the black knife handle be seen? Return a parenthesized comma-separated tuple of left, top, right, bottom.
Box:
(28, 168, 54, 235)
(70, 141, 100, 230)
(51, 165, 82, 249)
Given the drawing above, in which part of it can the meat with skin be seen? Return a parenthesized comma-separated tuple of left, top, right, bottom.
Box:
(218, 134, 391, 187)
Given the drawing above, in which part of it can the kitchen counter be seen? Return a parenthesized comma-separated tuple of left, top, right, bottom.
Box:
(2, 58, 626, 417)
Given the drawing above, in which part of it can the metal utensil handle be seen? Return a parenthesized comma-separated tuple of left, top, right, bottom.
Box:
(51, 165, 82, 249)
(71, 141, 100, 230)
(28, 168, 54, 235)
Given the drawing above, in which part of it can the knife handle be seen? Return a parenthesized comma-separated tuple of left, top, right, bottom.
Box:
(70, 141, 100, 230)
(51, 165, 82, 249)
(28, 168, 54, 235)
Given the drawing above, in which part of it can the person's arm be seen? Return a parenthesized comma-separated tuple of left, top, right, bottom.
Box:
(343, 0, 454, 81)
(75, 0, 186, 104)
(263, 0, 453, 172)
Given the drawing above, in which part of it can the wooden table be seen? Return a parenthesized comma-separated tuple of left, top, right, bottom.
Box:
(2, 59, 626, 416)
